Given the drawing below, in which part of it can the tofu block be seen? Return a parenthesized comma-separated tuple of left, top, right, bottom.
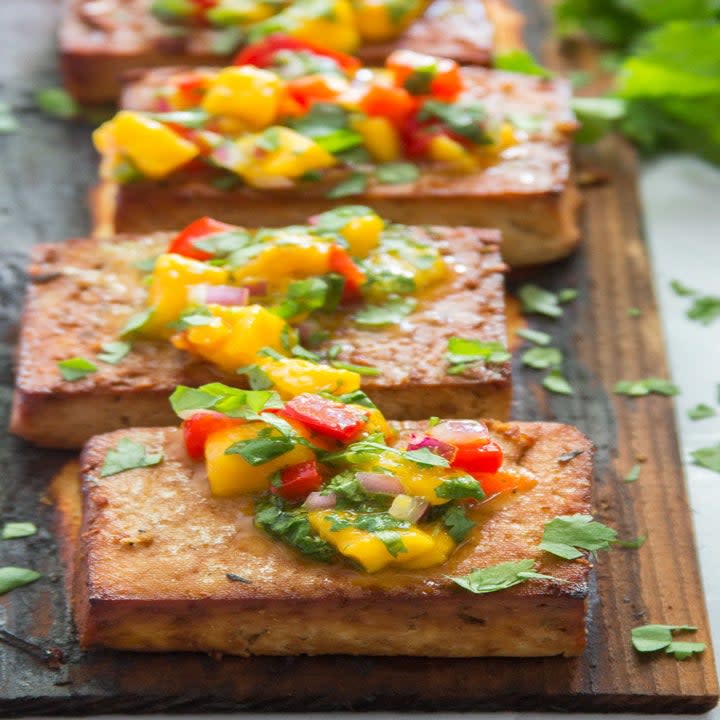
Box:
(95, 67, 579, 267)
(11, 227, 511, 449)
(54, 419, 593, 657)
(60, 0, 524, 103)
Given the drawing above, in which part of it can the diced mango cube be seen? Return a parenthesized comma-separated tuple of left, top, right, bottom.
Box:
(340, 212, 385, 257)
(429, 135, 476, 172)
(201, 66, 285, 130)
(260, 358, 361, 398)
(352, 116, 401, 163)
(93, 111, 199, 179)
(205, 422, 315, 496)
(397, 524, 456, 569)
(143, 254, 230, 337)
(353, 0, 424, 41)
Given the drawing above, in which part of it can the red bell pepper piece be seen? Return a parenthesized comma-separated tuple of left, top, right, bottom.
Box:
(286, 74, 342, 110)
(167, 216, 237, 260)
(386, 49, 464, 100)
(358, 83, 418, 126)
(472, 467, 536, 496)
(329, 244, 366, 300)
(234, 34, 360, 74)
(182, 410, 244, 460)
(272, 460, 324, 500)
(428, 420, 503, 473)
(280, 394, 368, 442)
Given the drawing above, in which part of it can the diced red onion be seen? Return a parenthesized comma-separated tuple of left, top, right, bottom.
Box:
(307, 214, 321, 226)
(242, 281, 268, 297)
(429, 420, 490, 445)
(407, 434, 457, 461)
(357, 472, 404, 495)
(154, 98, 171, 112)
(188, 284, 249, 307)
(389, 494, 429, 523)
(303, 491, 337, 510)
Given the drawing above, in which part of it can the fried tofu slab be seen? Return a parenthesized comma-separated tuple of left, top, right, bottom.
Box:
(60, 0, 524, 103)
(11, 227, 510, 449)
(94, 67, 579, 267)
(53, 419, 593, 657)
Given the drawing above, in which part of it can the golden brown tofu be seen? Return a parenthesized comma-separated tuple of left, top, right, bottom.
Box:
(10, 227, 511, 449)
(54, 419, 593, 657)
(94, 67, 579, 267)
(60, 0, 524, 104)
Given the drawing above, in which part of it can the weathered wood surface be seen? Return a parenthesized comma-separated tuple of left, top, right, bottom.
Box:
(0, 0, 717, 714)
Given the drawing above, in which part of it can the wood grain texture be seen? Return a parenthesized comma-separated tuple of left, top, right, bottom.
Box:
(0, 0, 717, 714)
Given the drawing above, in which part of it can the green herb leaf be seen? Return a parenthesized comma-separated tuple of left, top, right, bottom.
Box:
(688, 403, 716, 420)
(375, 529, 407, 556)
(146, 109, 210, 128)
(327, 172, 367, 198)
(236, 364, 273, 390)
(119, 308, 153, 337)
(558, 288, 578, 303)
(518, 284, 563, 318)
(450, 559, 560, 594)
(1, 522, 37, 540)
(313, 205, 377, 234)
(97, 340, 131, 365)
(192, 229, 254, 257)
(225, 432, 294, 465)
(35, 88, 78, 119)
(690, 443, 720, 473)
(322, 471, 369, 507)
(100, 438, 164, 477)
(333, 389, 377, 408)
(375, 161, 420, 185)
(670, 279, 695, 296)
(624, 464, 641, 483)
(494, 50, 552, 78)
(614, 377, 679, 396)
(540, 514, 618, 559)
(446, 337, 511, 374)
(631, 624, 702, 658)
(435, 475, 485, 501)
(418, 99, 491, 143)
(0, 102, 18, 134)
(404, 447, 451, 467)
(315, 128, 364, 154)
(57, 357, 97, 381)
(516, 328, 551, 346)
(169, 383, 283, 418)
(687, 295, 720, 325)
(666, 641, 707, 660)
(571, 97, 626, 143)
(0, 567, 42, 595)
(521, 346, 563, 370)
(330, 360, 381, 376)
(542, 370, 574, 395)
(441, 505, 476, 543)
(616, 534, 647, 549)
(627, 307, 642, 317)
(354, 296, 417, 327)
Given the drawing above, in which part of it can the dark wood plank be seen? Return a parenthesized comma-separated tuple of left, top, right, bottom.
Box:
(0, 0, 717, 714)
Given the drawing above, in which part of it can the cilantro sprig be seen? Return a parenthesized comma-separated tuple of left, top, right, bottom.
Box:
(100, 438, 164, 477)
(450, 559, 563, 594)
(539, 514, 618, 559)
(631, 625, 705, 660)
(445, 337, 511, 375)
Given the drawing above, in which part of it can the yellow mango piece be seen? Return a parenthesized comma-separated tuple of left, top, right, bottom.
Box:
(205, 422, 315, 497)
(92, 111, 199, 179)
(143, 254, 230, 338)
(201, 66, 284, 130)
(340, 212, 384, 257)
(356, 405, 394, 440)
(231, 232, 332, 286)
(397, 524, 456, 569)
(285, 0, 360, 52)
(175, 304, 288, 373)
(353, 0, 425, 41)
(229, 127, 336, 188)
(352, 116, 401, 163)
(429, 135, 477, 172)
(308, 511, 435, 572)
(260, 358, 361, 398)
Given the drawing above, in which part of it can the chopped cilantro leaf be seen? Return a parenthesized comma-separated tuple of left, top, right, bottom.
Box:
(322, 471, 368, 507)
(631, 624, 704, 660)
(374, 162, 420, 185)
(518, 284, 563, 318)
(690, 443, 720, 474)
(687, 295, 720, 325)
(192, 229, 253, 257)
(327, 172, 367, 198)
(494, 50, 552, 78)
(627, 306, 642, 317)
(614, 377, 679, 396)
(0, 567, 42, 596)
(418, 99, 491, 143)
(521, 346, 562, 370)
(97, 340, 131, 365)
(670, 279, 695, 296)
(169, 383, 283, 419)
(100, 438, 163, 477)
(687, 403, 716, 421)
(35, 88, 78, 119)
(313, 205, 376, 234)
(354, 297, 417, 327)
(450, 559, 561, 594)
(375, 529, 407, 557)
(236, 364, 273, 390)
(333, 389, 377, 408)
(616, 534, 646, 549)
(542, 370, 574, 395)
(57, 357, 97, 381)
(120, 308, 153, 337)
(330, 360, 381, 376)
(1, 522, 37, 540)
(147, 109, 209, 128)
(404, 447, 450, 467)
(558, 288, 578, 303)
(540, 514, 617, 559)
(225, 431, 294, 465)
(624, 464, 641, 483)
(441, 505, 476, 543)
(435, 475, 485, 501)
(446, 337, 511, 374)
(516, 328, 551, 346)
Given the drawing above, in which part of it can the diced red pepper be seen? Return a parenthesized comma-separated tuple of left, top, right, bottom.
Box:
(182, 410, 244, 460)
(272, 460, 324, 500)
(286, 74, 342, 110)
(171, 71, 210, 106)
(473, 467, 536, 496)
(167, 216, 237, 260)
(329, 244, 366, 301)
(386, 49, 464, 100)
(428, 420, 503, 473)
(357, 83, 418, 126)
(234, 34, 360, 74)
(280, 393, 368, 442)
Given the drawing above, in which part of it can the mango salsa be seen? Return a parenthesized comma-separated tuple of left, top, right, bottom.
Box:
(260, 357, 361, 397)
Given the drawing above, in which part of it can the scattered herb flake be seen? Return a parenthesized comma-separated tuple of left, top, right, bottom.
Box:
(631, 625, 704, 660)
(236, 364, 273, 390)
(120, 308, 153, 337)
(435, 474, 485, 501)
(516, 328, 551, 346)
(558, 449, 584, 463)
(330, 360, 381, 376)
(558, 288, 578, 303)
(687, 295, 720, 326)
(687, 403, 716, 421)
(404, 447, 451, 468)
(616, 534, 647, 549)
(0, 567, 42, 595)
(326, 172, 367, 198)
(226, 573, 252, 583)
(542, 370, 574, 395)
(225, 432, 294, 466)
(450, 559, 561, 594)
(518, 284, 563, 318)
(57, 357, 97, 381)
(35, 88, 79, 119)
(614, 378, 679, 397)
(446, 337, 511, 374)
(1, 522, 37, 540)
(441, 505, 475, 543)
(690, 443, 720, 474)
(100, 438, 164, 477)
(354, 297, 417, 327)
(97, 340, 131, 365)
(670, 279, 695, 297)
(624, 464, 641, 483)
(540, 514, 617, 559)
(493, 50, 552, 78)
(627, 306, 642, 317)
(521, 346, 563, 370)
(375, 162, 420, 185)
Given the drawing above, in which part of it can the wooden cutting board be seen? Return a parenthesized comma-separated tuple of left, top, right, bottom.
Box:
(0, 0, 717, 713)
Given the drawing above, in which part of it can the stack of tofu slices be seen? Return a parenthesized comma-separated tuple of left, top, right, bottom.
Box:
(12, 0, 593, 658)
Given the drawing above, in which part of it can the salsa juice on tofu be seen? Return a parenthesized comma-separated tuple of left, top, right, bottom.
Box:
(151, 0, 432, 50)
(170, 381, 536, 572)
(93, 36, 538, 194)
(131, 206, 449, 384)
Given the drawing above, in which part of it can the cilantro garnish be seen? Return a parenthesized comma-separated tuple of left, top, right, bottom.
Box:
(333, 389, 377, 408)
(169, 383, 283, 419)
(558, 288, 578, 303)
(616, 535, 647, 549)
(327, 172, 367, 198)
(404, 447, 450, 467)
(494, 50, 552, 78)
(374, 162, 420, 185)
(0, 567, 42, 596)
(57, 357, 97, 381)
(516, 328, 551, 346)
(687, 403, 716, 421)
(690, 443, 720, 474)
(518, 284, 563, 318)
(435, 475, 485, 501)
(418, 99, 491, 144)
(192, 229, 253, 257)
(614, 377, 679, 396)
(521, 346, 562, 370)
(330, 360, 381, 376)
(236, 364, 273, 390)
(374, 530, 407, 557)
(224, 429, 294, 465)
(1, 522, 37, 540)
(440, 505, 475, 543)
(631, 625, 705, 660)
(97, 341, 131, 365)
(627, 307, 642, 317)
(354, 297, 417, 327)
(119, 308, 153, 337)
(35, 87, 78, 119)
(170, 306, 214, 331)
(313, 205, 376, 234)
(687, 295, 720, 325)
(100, 438, 164, 477)
(542, 370, 574, 395)
(146, 109, 209, 128)
(539, 514, 617, 559)
(624, 464, 641, 483)
(322, 471, 369, 507)
(670, 279, 695, 296)
(445, 337, 511, 374)
(449, 559, 561, 594)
